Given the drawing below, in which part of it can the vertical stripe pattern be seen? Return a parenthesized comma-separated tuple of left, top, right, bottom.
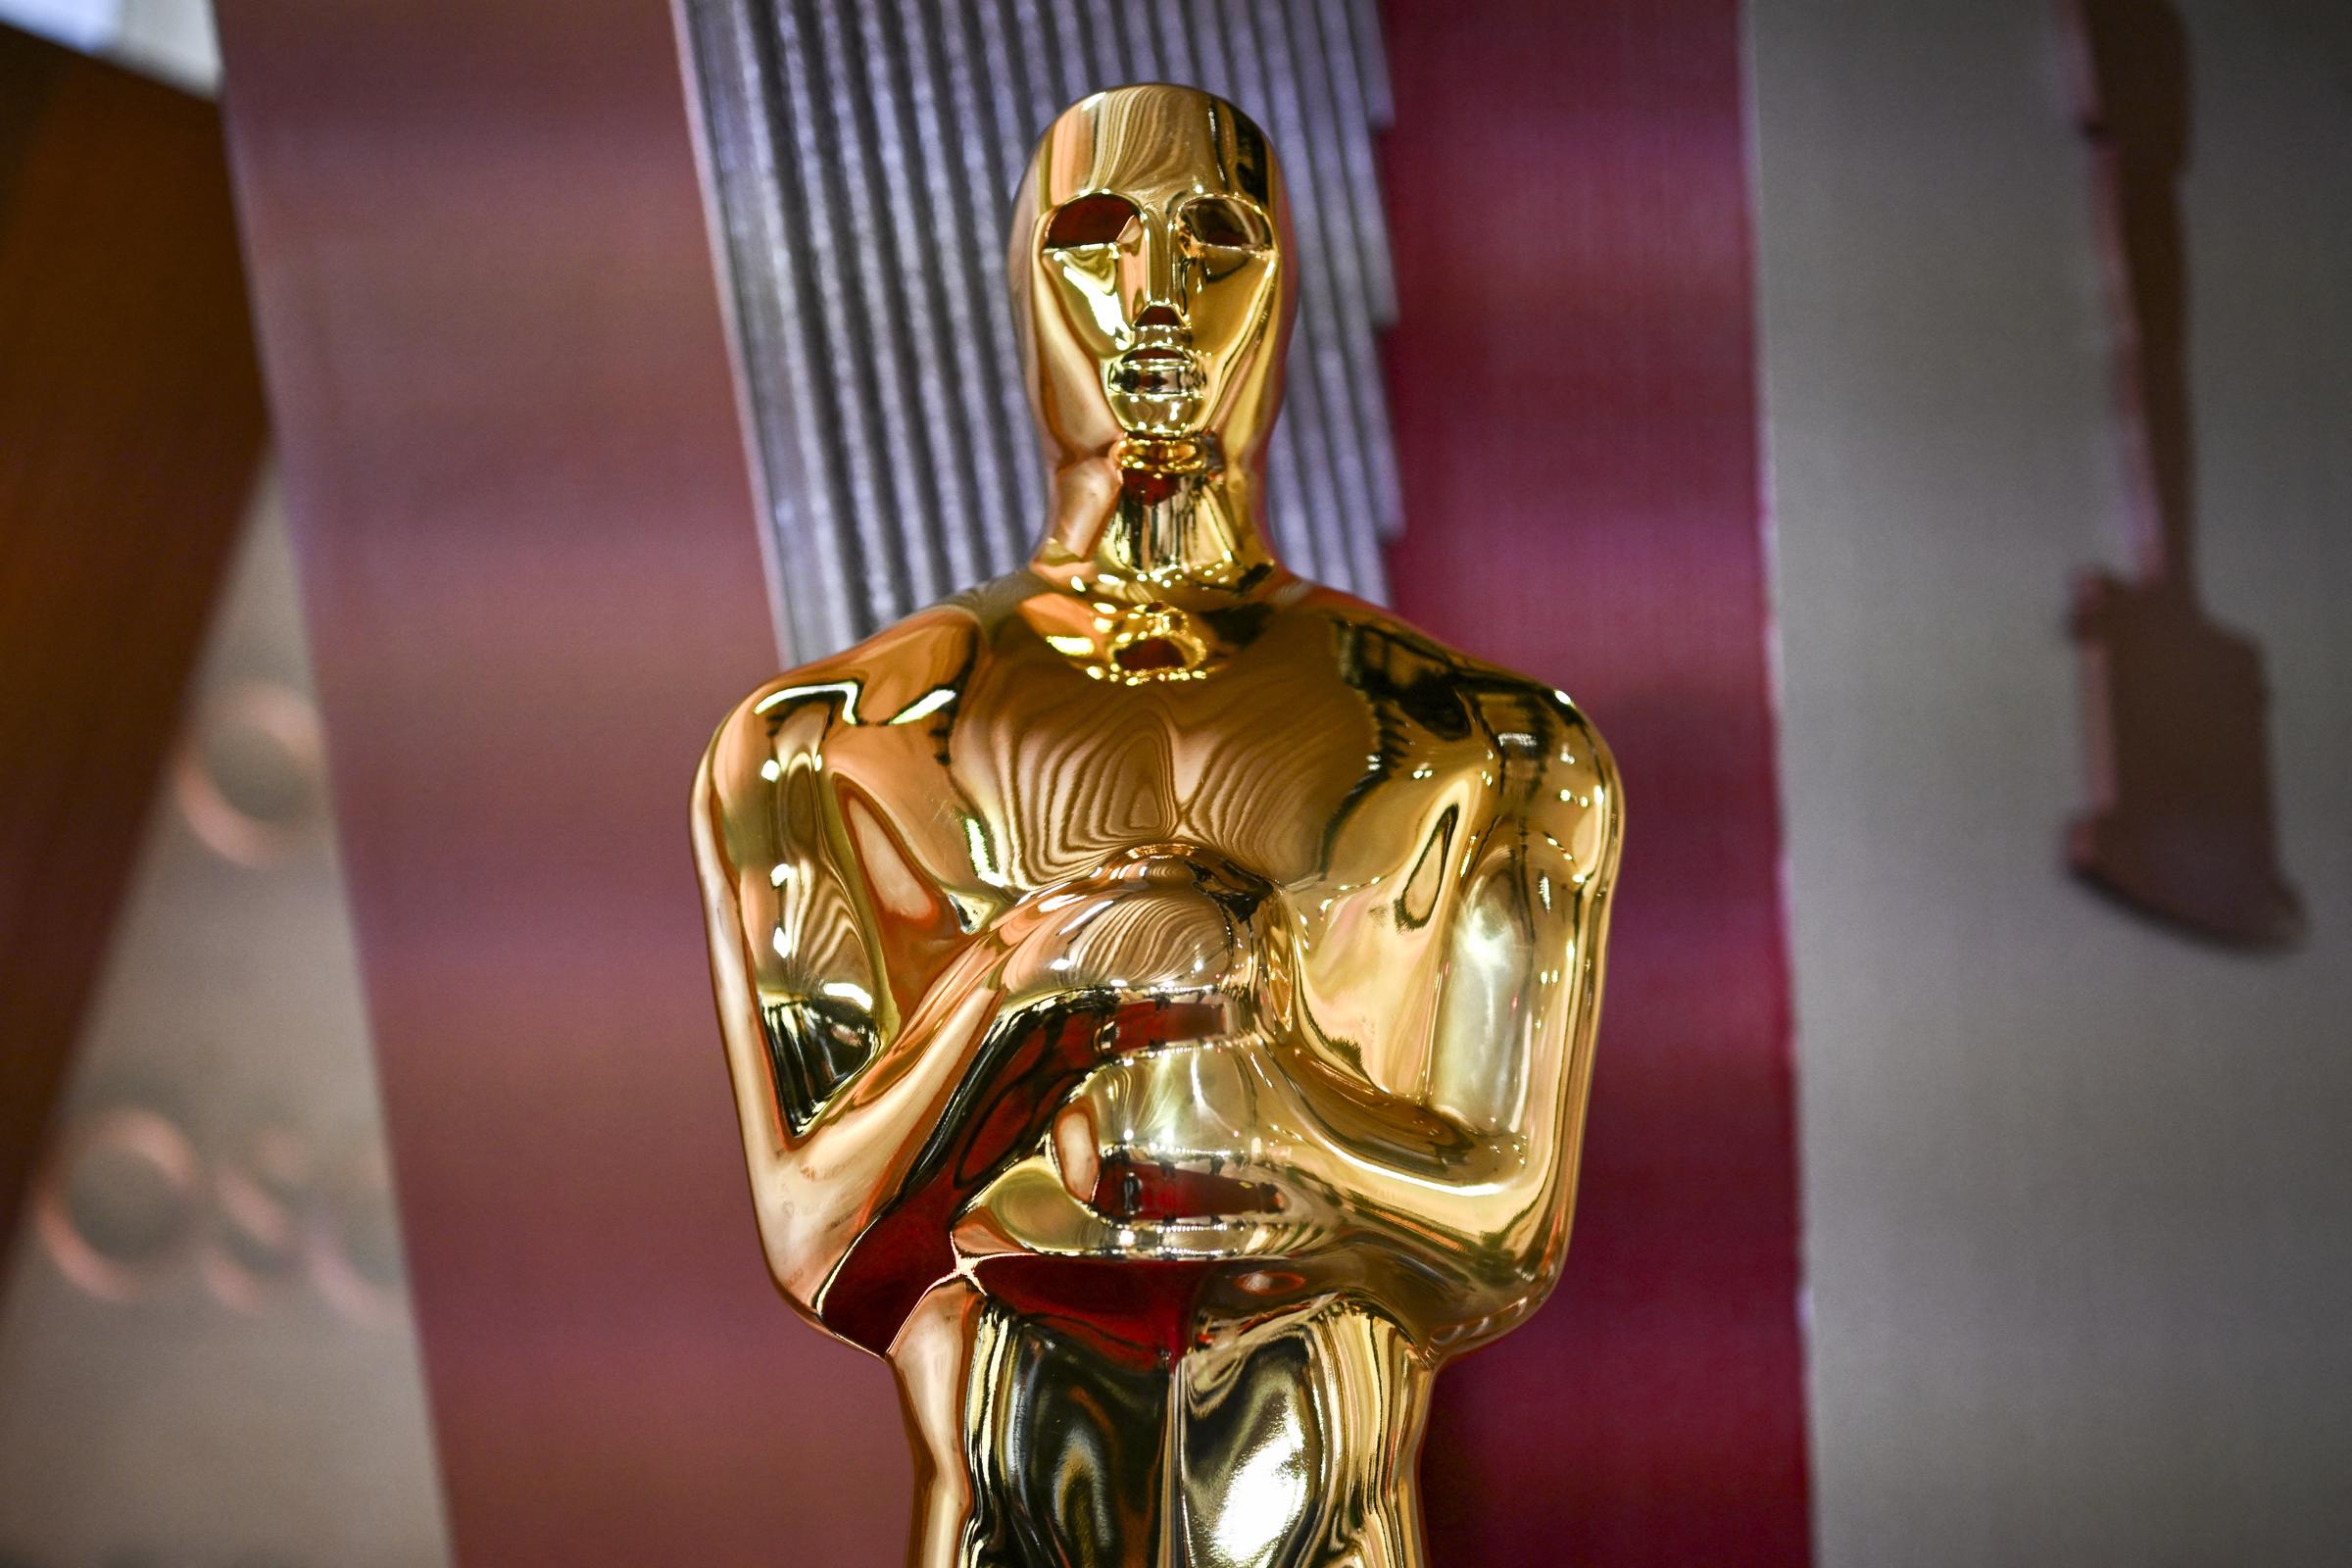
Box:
(684, 0, 1401, 659)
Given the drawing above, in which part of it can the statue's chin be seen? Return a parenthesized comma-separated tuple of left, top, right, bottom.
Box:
(1108, 394, 1206, 441)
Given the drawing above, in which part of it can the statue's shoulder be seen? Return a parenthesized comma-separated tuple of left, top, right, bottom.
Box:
(708, 602, 986, 765)
(1285, 581, 1620, 810)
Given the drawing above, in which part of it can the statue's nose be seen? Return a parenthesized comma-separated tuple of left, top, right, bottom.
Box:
(1121, 218, 1186, 329)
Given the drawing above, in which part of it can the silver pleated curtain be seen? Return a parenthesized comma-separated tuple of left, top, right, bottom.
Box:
(685, 0, 1402, 661)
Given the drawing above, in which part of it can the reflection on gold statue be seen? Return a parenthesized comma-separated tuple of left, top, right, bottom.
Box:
(694, 84, 1621, 1567)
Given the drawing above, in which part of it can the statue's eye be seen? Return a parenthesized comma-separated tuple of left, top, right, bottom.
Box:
(1183, 197, 1266, 249)
(1045, 194, 1138, 248)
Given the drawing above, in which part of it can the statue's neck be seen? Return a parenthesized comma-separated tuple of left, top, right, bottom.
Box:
(1028, 442, 1277, 593)
(895, 1286, 1431, 1568)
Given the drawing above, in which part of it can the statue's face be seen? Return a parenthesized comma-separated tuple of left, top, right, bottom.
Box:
(1011, 86, 1293, 459)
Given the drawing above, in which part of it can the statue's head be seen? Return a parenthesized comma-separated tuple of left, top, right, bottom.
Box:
(1009, 85, 1295, 469)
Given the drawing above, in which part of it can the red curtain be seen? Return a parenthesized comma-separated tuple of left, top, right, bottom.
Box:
(1382, 3, 1814, 1561)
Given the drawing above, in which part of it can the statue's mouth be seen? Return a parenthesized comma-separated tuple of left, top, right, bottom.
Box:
(1110, 344, 1203, 400)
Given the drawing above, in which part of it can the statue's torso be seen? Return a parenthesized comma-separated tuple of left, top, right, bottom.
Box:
(706, 565, 1619, 1568)
(740, 568, 1606, 1109)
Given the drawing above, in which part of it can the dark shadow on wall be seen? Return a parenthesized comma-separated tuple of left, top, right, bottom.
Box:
(2061, 0, 2305, 948)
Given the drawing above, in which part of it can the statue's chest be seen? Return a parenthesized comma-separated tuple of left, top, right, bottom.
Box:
(943, 671, 1372, 888)
(816, 616, 1497, 911)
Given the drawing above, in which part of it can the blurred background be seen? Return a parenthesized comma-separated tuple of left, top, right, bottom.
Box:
(0, 2, 2344, 1566)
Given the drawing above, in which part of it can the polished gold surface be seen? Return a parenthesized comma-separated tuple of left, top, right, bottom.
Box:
(694, 84, 1621, 1567)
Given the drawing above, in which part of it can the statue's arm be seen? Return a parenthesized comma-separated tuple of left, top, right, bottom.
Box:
(1297, 702, 1623, 1339)
(690, 651, 1026, 1326)
(1435, 710, 1621, 1265)
(693, 686, 870, 1310)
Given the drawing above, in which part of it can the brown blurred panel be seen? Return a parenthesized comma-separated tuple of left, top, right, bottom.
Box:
(210, 2, 909, 1562)
(0, 27, 267, 1245)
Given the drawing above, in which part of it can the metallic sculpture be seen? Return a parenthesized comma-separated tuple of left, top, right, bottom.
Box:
(694, 85, 1622, 1566)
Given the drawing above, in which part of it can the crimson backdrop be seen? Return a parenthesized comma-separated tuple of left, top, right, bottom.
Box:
(1382, 3, 1813, 1562)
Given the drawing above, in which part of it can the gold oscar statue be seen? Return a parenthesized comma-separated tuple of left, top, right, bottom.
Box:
(694, 84, 1622, 1568)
